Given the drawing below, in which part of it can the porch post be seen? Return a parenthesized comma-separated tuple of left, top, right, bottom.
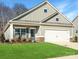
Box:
(28, 28, 31, 41)
(36, 26, 44, 42)
(9, 24, 13, 41)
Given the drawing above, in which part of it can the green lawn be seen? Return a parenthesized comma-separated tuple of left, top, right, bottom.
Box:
(0, 43, 77, 59)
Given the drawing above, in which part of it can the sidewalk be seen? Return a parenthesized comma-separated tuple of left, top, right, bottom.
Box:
(48, 55, 78, 59)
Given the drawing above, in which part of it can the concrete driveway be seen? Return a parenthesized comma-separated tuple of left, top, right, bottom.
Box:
(49, 41, 78, 50)
(48, 55, 78, 59)
(48, 41, 78, 59)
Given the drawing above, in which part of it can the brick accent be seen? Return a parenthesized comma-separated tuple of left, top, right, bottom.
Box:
(36, 37, 44, 42)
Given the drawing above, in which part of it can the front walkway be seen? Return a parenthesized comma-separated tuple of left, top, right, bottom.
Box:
(48, 55, 78, 59)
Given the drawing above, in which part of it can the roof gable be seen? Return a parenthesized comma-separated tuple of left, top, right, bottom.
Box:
(46, 14, 71, 24)
(72, 16, 78, 22)
(10, 1, 72, 24)
(72, 16, 78, 26)
(11, 1, 56, 21)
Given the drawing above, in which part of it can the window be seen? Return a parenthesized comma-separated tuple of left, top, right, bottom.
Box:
(14, 28, 29, 39)
(26, 28, 29, 33)
(15, 28, 20, 35)
(21, 29, 26, 32)
(76, 30, 78, 33)
(15, 28, 20, 32)
(44, 9, 47, 13)
(56, 18, 59, 21)
(31, 29, 35, 37)
(21, 29, 26, 35)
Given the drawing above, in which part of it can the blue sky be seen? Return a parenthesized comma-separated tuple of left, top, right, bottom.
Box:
(0, 0, 78, 21)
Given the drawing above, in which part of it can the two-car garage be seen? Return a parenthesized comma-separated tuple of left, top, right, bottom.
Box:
(45, 30, 70, 43)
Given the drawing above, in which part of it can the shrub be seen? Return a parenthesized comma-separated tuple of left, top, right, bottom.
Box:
(22, 39, 26, 42)
(74, 36, 78, 42)
(5, 39, 9, 43)
(11, 39, 16, 43)
(0, 33, 5, 43)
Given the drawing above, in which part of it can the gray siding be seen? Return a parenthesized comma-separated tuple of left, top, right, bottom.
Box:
(36, 25, 73, 39)
(4, 24, 13, 40)
(73, 17, 78, 36)
(46, 14, 71, 24)
(17, 3, 56, 22)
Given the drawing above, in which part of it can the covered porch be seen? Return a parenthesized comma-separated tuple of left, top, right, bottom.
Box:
(13, 25, 38, 42)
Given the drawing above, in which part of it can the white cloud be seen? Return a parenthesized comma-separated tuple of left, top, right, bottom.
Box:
(57, 2, 69, 12)
(65, 11, 77, 21)
(56, 1, 77, 21)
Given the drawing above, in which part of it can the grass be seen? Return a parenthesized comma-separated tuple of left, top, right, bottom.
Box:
(0, 43, 77, 59)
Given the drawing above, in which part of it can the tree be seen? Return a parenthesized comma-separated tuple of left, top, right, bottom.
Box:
(0, 3, 16, 26)
(13, 3, 28, 16)
(0, 3, 28, 35)
(0, 3, 16, 34)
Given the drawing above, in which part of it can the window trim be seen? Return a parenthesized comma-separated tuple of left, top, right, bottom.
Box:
(44, 8, 48, 13)
(56, 18, 59, 21)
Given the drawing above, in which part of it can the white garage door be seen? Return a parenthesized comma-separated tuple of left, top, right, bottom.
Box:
(45, 30, 70, 42)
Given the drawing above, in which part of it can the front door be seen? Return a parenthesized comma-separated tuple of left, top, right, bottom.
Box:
(30, 29, 35, 42)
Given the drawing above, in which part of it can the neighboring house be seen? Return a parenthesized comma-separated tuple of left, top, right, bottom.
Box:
(4, 1, 73, 43)
(72, 16, 78, 41)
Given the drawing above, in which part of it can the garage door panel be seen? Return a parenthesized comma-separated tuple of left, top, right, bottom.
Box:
(45, 30, 70, 42)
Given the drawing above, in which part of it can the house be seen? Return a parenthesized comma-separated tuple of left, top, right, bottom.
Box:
(72, 16, 78, 42)
(4, 1, 73, 43)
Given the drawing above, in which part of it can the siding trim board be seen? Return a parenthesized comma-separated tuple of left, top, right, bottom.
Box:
(41, 12, 58, 23)
(9, 1, 72, 24)
(11, 22, 73, 27)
